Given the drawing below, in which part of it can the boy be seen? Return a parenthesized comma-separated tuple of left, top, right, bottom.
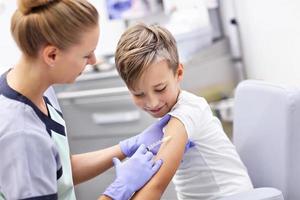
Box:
(116, 23, 253, 200)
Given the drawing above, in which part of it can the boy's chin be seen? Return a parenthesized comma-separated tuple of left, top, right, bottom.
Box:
(148, 111, 168, 118)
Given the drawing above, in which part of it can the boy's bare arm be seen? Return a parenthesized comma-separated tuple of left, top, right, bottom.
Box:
(131, 116, 188, 200)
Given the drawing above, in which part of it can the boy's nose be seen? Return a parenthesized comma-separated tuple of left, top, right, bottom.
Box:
(146, 95, 159, 109)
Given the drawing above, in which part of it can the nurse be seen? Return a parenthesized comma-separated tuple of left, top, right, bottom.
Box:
(0, 0, 168, 199)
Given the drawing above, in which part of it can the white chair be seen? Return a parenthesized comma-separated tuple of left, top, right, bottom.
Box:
(221, 79, 300, 200)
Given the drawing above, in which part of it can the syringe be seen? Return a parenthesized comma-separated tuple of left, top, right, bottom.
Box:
(146, 136, 172, 151)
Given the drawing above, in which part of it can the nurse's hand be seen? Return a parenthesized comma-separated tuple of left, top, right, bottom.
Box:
(119, 114, 195, 157)
(103, 144, 162, 200)
(120, 114, 171, 157)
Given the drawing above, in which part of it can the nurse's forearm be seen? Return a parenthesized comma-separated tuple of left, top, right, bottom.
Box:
(71, 144, 125, 185)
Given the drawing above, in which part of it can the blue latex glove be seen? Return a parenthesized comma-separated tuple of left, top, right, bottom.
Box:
(103, 144, 162, 200)
(120, 114, 171, 157)
(120, 114, 195, 157)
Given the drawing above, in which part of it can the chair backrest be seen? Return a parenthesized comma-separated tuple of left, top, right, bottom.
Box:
(233, 80, 300, 200)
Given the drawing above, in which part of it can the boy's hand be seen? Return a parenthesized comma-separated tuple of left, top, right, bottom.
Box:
(120, 114, 195, 157)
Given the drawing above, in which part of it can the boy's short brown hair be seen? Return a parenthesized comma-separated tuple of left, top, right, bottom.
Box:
(115, 23, 179, 89)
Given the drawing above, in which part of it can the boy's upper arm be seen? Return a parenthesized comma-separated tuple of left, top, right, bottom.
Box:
(131, 116, 188, 199)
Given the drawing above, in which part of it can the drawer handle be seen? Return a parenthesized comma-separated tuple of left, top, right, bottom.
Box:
(92, 110, 140, 124)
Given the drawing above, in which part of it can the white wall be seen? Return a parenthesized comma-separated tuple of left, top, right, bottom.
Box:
(0, 0, 125, 74)
(89, 0, 125, 56)
(234, 0, 300, 85)
(0, 1, 20, 74)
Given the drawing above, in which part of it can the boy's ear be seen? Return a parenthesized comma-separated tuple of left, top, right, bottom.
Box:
(42, 45, 58, 67)
(176, 63, 184, 82)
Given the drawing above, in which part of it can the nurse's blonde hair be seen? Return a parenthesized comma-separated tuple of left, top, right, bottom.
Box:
(115, 23, 179, 89)
(11, 0, 99, 57)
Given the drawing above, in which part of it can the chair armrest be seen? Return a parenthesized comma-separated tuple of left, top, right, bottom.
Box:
(219, 188, 284, 200)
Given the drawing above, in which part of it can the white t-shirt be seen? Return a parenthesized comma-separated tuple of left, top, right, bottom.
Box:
(169, 90, 253, 200)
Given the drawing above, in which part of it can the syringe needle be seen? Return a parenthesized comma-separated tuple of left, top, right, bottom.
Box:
(146, 136, 172, 151)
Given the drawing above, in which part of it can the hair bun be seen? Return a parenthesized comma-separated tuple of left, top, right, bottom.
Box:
(18, 0, 54, 15)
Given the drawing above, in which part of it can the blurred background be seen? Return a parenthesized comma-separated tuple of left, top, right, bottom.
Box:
(1, 0, 300, 199)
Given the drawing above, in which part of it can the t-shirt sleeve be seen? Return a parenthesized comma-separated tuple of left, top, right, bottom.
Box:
(168, 99, 212, 139)
(0, 130, 59, 200)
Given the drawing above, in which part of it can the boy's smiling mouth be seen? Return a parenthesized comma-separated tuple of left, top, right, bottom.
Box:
(147, 105, 166, 114)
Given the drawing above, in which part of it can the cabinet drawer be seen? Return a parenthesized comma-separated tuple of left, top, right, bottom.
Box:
(58, 90, 156, 138)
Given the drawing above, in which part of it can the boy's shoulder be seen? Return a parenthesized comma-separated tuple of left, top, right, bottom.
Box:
(169, 90, 214, 134)
(175, 90, 209, 111)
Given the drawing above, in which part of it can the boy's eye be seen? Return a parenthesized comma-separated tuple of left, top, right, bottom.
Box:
(133, 93, 144, 97)
(155, 86, 166, 92)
